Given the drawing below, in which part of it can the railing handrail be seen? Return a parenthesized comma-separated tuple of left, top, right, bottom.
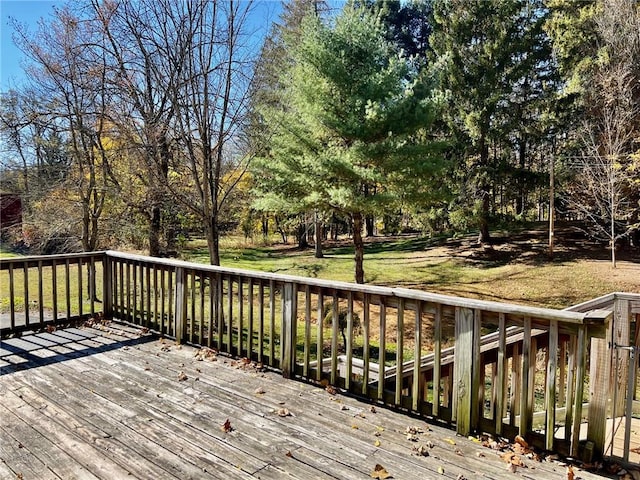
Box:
(0, 251, 106, 268)
(104, 250, 599, 326)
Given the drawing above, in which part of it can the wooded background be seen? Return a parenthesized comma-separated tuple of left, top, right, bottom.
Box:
(1, 0, 638, 282)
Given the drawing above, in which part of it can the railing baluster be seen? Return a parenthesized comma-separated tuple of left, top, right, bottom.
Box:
(8, 263, 15, 330)
(395, 299, 404, 406)
(38, 260, 44, 327)
(519, 316, 532, 437)
(52, 259, 58, 321)
(90, 256, 96, 317)
(546, 319, 558, 451)
(303, 285, 311, 377)
(433, 304, 442, 416)
(248, 278, 254, 359)
(199, 272, 205, 344)
(216, 273, 223, 350)
(496, 313, 506, 434)
(145, 263, 151, 328)
(238, 276, 244, 357)
(330, 290, 339, 387)
(208, 272, 214, 348)
(412, 301, 422, 411)
(345, 291, 354, 392)
(258, 280, 264, 363)
(78, 259, 83, 318)
(269, 279, 275, 366)
(65, 259, 71, 320)
(22, 261, 29, 327)
(362, 294, 370, 396)
(378, 300, 386, 402)
(316, 290, 324, 382)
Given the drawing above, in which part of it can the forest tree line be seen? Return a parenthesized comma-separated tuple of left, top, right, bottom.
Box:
(1, 0, 639, 281)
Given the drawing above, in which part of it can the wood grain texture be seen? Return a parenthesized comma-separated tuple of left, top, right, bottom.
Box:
(0, 324, 610, 480)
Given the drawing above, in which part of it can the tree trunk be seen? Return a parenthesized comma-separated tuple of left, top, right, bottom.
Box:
(149, 205, 162, 257)
(365, 215, 374, 237)
(477, 136, 491, 244)
(352, 212, 365, 284)
(516, 138, 526, 217)
(296, 216, 308, 249)
(207, 213, 221, 266)
(314, 216, 324, 259)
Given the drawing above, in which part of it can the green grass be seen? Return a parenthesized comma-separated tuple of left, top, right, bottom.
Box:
(183, 233, 638, 309)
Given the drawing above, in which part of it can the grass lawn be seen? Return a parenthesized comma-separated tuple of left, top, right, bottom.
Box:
(184, 223, 639, 310)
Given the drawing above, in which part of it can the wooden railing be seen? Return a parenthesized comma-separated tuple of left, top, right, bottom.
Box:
(1, 251, 620, 460)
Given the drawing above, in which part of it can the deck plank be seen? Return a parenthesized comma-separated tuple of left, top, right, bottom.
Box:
(0, 325, 616, 480)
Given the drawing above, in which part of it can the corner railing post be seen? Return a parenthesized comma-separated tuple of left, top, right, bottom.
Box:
(174, 267, 188, 344)
(102, 253, 113, 320)
(281, 282, 297, 379)
(453, 306, 479, 436)
(586, 309, 613, 461)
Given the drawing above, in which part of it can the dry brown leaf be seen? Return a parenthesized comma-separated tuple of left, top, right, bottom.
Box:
(454, 448, 464, 456)
(406, 426, 424, 435)
(254, 386, 266, 395)
(371, 464, 392, 479)
(177, 371, 188, 381)
(456, 475, 466, 480)
(320, 378, 330, 387)
(221, 419, 233, 433)
(507, 463, 518, 473)
(566, 465, 575, 480)
(285, 450, 293, 458)
(277, 408, 291, 417)
(406, 434, 419, 442)
(369, 406, 377, 413)
(326, 385, 338, 395)
(413, 444, 430, 457)
(514, 435, 529, 449)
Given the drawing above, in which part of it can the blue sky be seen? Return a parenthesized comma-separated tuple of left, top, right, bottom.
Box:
(1, 0, 61, 89)
(0, 0, 283, 91)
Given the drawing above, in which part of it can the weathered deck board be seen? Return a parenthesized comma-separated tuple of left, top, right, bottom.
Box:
(0, 324, 613, 480)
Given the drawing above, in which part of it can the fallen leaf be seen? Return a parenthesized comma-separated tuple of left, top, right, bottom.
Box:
(456, 475, 466, 480)
(514, 435, 529, 449)
(340, 405, 349, 411)
(277, 408, 291, 417)
(177, 371, 188, 381)
(285, 450, 293, 458)
(371, 464, 392, 479)
(320, 378, 330, 387)
(566, 465, 575, 480)
(374, 439, 381, 447)
(454, 448, 463, 456)
(438, 466, 445, 474)
(254, 386, 266, 395)
(413, 444, 430, 456)
(326, 385, 338, 395)
(369, 406, 377, 413)
(352, 424, 359, 429)
(507, 463, 518, 473)
(406, 434, 419, 442)
(406, 426, 424, 435)
(444, 438, 456, 445)
(221, 419, 233, 433)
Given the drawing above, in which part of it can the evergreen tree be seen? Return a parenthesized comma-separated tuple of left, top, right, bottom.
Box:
(254, 3, 444, 283)
(431, 0, 559, 241)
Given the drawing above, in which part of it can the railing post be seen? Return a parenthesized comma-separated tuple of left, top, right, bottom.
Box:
(174, 267, 188, 344)
(102, 254, 113, 320)
(453, 306, 479, 436)
(281, 282, 297, 379)
(587, 309, 613, 461)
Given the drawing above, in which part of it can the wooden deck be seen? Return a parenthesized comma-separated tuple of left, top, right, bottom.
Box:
(0, 323, 614, 480)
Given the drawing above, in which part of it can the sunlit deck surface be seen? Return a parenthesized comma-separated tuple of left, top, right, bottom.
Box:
(0, 324, 610, 480)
